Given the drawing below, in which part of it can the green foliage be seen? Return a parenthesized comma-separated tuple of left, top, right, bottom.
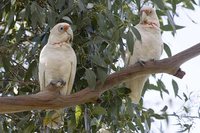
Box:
(164, 43, 172, 57)
(0, 0, 196, 132)
(85, 69, 96, 89)
(172, 79, 179, 97)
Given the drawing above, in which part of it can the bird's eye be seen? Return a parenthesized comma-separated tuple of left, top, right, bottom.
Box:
(58, 26, 64, 32)
(149, 10, 152, 14)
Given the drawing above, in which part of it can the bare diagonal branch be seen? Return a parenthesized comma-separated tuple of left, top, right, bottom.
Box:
(0, 43, 200, 114)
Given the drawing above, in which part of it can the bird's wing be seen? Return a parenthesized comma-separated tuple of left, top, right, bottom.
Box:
(124, 50, 131, 66)
(66, 54, 77, 95)
(124, 25, 142, 67)
(39, 60, 46, 91)
(160, 42, 164, 55)
(127, 75, 149, 103)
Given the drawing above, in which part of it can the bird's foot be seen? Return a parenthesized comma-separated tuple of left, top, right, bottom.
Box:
(137, 60, 146, 66)
(50, 79, 66, 88)
(150, 59, 157, 63)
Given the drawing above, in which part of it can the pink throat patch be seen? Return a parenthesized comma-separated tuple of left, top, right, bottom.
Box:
(52, 42, 68, 47)
(142, 20, 159, 28)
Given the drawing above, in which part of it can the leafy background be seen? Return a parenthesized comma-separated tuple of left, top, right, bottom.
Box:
(0, 0, 198, 132)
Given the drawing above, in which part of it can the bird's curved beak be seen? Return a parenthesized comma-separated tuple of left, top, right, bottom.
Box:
(65, 26, 73, 43)
(140, 10, 147, 23)
(63, 25, 70, 32)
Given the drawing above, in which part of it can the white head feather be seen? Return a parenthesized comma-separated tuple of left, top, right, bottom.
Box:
(47, 22, 73, 45)
(140, 7, 160, 28)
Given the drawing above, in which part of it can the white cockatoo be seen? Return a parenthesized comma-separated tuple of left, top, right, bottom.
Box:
(39, 23, 77, 128)
(124, 7, 163, 104)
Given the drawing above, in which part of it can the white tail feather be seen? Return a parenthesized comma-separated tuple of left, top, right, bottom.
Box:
(126, 75, 149, 104)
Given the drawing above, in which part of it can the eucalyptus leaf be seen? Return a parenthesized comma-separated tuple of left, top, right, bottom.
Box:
(105, 10, 115, 26)
(62, 16, 73, 24)
(166, 10, 176, 33)
(126, 30, 135, 55)
(191, 0, 197, 5)
(151, 114, 165, 119)
(164, 43, 172, 57)
(157, 79, 169, 94)
(31, 12, 37, 29)
(90, 117, 98, 126)
(85, 69, 96, 89)
(126, 98, 134, 117)
(75, 105, 82, 126)
(2, 121, 8, 133)
(135, 0, 141, 10)
(112, 28, 120, 41)
(47, 0, 55, 8)
(183, 0, 195, 10)
(47, 9, 57, 27)
(6, 11, 14, 32)
(2, 56, 10, 72)
(161, 105, 168, 112)
(147, 84, 160, 91)
(78, 0, 85, 11)
(172, 79, 179, 97)
(127, 122, 135, 131)
(24, 60, 37, 81)
(107, 0, 111, 10)
(91, 54, 107, 68)
(97, 13, 105, 29)
(152, 0, 165, 10)
(135, 117, 144, 132)
(131, 26, 141, 42)
(183, 92, 188, 102)
(16, 25, 24, 43)
(55, 0, 65, 9)
(97, 67, 107, 83)
(23, 122, 35, 133)
(144, 112, 151, 130)
(0, 122, 4, 133)
(92, 106, 107, 115)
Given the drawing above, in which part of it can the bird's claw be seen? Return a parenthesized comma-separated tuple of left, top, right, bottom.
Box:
(50, 79, 66, 87)
(150, 59, 156, 62)
(137, 60, 146, 66)
(138, 59, 156, 66)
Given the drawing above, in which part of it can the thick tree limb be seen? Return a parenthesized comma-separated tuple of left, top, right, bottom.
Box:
(0, 43, 200, 114)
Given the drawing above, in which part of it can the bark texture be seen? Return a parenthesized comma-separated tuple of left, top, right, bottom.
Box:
(0, 43, 200, 114)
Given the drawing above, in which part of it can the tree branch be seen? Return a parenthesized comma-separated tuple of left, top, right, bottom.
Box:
(0, 43, 200, 114)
